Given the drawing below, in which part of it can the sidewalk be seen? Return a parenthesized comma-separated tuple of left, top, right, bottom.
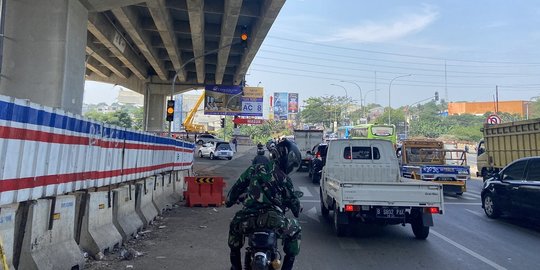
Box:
(86, 145, 257, 270)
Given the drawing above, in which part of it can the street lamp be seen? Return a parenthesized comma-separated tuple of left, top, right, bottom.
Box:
(330, 84, 349, 125)
(527, 96, 540, 120)
(340, 80, 363, 109)
(362, 89, 379, 120)
(388, 74, 412, 124)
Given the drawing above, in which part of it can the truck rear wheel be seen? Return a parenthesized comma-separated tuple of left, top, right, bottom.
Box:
(411, 217, 430, 239)
(320, 190, 329, 219)
(333, 205, 348, 237)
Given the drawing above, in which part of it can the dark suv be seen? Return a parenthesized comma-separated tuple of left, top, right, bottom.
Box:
(308, 143, 328, 183)
(481, 156, 540, 221)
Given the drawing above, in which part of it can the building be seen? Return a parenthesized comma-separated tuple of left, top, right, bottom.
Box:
(117, 88, 144, 106)
(448, 101, 526, 116)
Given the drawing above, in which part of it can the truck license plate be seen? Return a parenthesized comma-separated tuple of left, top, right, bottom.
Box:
(376, 207, 405, 218)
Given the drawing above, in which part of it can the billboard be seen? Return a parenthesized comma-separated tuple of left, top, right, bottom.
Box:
(274, 92, 288, 120)
(241, 87, 264, 117)
(288, 93, 299, 113)
(204, 85, 243, 115)
(204, 85, 264, 116)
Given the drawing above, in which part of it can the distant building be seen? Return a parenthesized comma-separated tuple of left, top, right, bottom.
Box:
(175, 93, 221, 131)
(448, 101, 526, 116)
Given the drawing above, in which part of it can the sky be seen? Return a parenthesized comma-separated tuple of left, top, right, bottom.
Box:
(85, 0, 540, 109)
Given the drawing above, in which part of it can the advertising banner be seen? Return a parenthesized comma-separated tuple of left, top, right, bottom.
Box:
(241, 87, 264, 117)
(204, 85, 243, 115)
(273, 92, 288, 120)
(288, 93, 299, 113)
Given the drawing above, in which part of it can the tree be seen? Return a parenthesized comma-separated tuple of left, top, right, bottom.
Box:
(300, 95, 354, 129)
(84, 109, 133, 129)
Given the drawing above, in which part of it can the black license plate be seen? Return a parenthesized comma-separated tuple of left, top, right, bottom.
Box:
(375, 207, 405, 218)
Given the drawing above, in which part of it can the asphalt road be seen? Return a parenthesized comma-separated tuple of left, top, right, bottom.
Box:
(87, 146, 540, 270)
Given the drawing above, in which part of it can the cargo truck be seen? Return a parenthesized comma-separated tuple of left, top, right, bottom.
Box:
(320, 139, 444, 238)
(293, 129, 324, 171)
(398, 139, 469, 195)
(477, 118, 540, 180)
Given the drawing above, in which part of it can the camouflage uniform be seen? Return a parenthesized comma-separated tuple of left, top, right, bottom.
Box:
(226, 161, 302, 256)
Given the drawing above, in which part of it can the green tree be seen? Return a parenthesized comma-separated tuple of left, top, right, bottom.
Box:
(300, 95, 354, 129)
(84, 109, 133, 128)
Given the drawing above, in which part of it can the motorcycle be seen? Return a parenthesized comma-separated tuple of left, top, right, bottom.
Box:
(240, 191, 303, 270)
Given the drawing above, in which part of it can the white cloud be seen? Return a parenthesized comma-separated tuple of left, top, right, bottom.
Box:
(320, 6, 438, 43)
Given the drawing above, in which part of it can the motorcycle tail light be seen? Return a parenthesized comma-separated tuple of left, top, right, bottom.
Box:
(316, 152, 321, 158)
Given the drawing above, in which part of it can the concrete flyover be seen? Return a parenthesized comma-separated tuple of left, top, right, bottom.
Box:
(0, 0, 286, 130)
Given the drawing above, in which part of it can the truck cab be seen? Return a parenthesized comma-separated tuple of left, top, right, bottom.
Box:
(398, 139, 469, 195)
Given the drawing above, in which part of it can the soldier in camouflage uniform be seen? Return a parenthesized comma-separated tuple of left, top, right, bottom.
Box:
(226, 139, 302, 270)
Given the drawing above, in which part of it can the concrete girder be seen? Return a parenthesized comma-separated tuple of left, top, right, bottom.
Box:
(215, 0, 243, 85)
(146, 0, 187, 82)
(85, 57, 112, 78)
(87, 12, 147, 80)
(80, 0, 146, 12)
(86, 36, 131, 79)
(112, 6, 168, 81)
(233, 0, 285, 84)
(186, 0, 205, 84)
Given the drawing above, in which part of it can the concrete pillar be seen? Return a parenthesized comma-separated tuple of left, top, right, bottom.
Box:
(0, 0, 88, 114)
(145, 92, 166, 131)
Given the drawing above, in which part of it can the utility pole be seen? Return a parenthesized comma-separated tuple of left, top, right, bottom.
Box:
(496, 85, 499, 113)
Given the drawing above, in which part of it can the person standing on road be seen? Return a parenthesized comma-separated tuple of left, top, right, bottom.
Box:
(226, 139, 302, 270)
(232, 137, 238, 152)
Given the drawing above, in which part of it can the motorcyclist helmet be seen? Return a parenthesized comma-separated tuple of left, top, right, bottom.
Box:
(268, 138, 301, 174)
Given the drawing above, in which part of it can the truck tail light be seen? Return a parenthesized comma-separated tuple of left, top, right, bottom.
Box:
(425, 207, 441, 214)
(344, 205, 360, 212)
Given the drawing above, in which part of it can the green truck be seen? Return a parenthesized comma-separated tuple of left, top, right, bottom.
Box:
(476, 118, 540, 180)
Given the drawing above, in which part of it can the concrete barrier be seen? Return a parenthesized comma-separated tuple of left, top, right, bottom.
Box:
(173, 170, 186, 200)
(0, 203, 19, 270)
(163, 172, 178, 208)
(135, 179, 158, 226)
(112, 185, 143, 241)
(77, 191, 122, 257)
(19, 196, 84, 270)
(152, 175, 168, 214)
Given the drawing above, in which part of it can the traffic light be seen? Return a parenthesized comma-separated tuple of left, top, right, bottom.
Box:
(220, 118, 225, 128)
(240, 26, 248, 48)
(166, 100, 175, 122)
(434, 91, 439, 101)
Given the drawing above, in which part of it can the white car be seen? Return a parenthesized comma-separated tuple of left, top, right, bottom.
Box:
(196, 134, 223, 145)
(198, 142, 234, 160)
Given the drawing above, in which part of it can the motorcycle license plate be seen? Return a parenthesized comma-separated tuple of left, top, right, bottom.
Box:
(375, 207, 405, 218)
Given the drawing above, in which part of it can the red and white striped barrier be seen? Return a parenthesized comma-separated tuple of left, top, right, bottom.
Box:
(0, 95, 194, 205)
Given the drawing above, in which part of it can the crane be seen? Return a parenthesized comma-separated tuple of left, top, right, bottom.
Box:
(182, 92, 206, 133)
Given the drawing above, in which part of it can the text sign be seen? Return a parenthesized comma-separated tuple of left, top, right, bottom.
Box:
(233, 118, 265, 125)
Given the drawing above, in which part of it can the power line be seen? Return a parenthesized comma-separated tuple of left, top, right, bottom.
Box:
(254, 54, 540, 77)
(266, 36, 540, 65)
(263, 44, 540, 68)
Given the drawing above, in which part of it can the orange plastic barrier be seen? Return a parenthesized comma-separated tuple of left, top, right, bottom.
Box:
(185, 177, 225, 207)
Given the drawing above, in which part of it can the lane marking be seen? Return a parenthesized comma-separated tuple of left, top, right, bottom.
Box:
(464, 193, 481, 199)
(444, 196, 457, 200)
(464, 208, 487, 219)
(445, 202, 482, 205)
(303, 206, 320, 223)
(431, 230, 507, 270)
(299, 186, 313, 197)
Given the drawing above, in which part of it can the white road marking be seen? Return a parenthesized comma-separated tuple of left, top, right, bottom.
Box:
(465, 209, 485, 217)
(464, 193, 481, 199)
(431, 230, 507, 270)
(303, 206, 320, 223)
(444, 196, 458, 200)
(299, 186, 313, 197)
(445, 202, 482, 205)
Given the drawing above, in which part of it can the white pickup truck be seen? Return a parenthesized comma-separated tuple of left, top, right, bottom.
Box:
(319, 139, 444, 239)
